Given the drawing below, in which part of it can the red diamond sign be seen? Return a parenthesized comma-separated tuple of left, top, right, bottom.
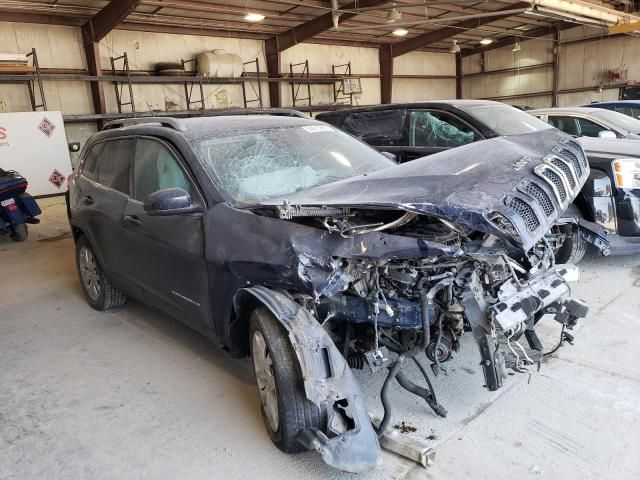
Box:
(49, 169, 65, 189)
(38, 117, 56, 137)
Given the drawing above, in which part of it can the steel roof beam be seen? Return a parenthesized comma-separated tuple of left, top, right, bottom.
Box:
(82, 0, 141, 43)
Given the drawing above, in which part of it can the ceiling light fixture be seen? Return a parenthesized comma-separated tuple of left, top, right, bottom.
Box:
(386, 8, 402, 23)
(244, 12, 265, 22)
(479, 38, 493, 45)
(392, 28, 409, 36)
(512, 41, 522, 52)
(450, 40, 461, 53)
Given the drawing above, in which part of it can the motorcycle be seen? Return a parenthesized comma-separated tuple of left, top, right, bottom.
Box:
(0, 167, 41, 241)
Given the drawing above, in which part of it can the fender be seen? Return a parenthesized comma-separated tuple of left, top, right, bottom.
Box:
(234, 286, 381, 473)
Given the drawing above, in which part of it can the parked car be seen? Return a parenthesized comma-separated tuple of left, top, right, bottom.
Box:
(68, 112, 590, 473)
(570, 136, 640, 254)
(530, 106, 640, 140)
(586, 100, 640, 119)
(316, 100, 611, 262)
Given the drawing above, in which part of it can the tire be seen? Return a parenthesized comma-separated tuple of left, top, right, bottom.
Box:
(75, 235, 127, 311)
(10, 223, 28, 241)
(154, 62, 183, 72)
(250, 308, 324, 454)
(554, 223, 587, 264)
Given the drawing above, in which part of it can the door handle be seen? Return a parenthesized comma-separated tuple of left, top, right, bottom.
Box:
(124, 214, 142, 226)
(81, 195, 94, 205)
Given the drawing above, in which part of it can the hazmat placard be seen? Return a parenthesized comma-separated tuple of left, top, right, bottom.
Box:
(0, 111, 72, 196)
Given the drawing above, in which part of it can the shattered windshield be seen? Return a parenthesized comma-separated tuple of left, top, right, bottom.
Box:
(461, 104, 553, 136)
(193, 124, 396, 203)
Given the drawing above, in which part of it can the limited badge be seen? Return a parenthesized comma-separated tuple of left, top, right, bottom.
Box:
(38, 117, 56, 137)
(49, 169, 65, 189)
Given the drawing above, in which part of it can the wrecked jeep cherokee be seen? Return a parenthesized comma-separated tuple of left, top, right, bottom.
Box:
(67, 112, 592, 473)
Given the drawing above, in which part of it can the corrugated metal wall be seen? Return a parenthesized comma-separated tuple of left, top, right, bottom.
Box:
(461, 25, 639, 108)
(0, 20, 457, 144)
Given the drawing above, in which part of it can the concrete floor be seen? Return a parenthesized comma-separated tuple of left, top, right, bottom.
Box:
(1, 197, 639, 480)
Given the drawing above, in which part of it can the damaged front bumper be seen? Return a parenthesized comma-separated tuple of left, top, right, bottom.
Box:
(463, 268, 588, 391)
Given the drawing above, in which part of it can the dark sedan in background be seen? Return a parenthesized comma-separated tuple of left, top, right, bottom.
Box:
(587, 100, 640, 119)
(317, 100, 639, 260)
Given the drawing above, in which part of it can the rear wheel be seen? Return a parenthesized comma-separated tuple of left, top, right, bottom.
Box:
(10, 223, 28, 241)
(250, 308, 324, 453)
(75, 236, 127, 311)
(554, 223, 587, 264)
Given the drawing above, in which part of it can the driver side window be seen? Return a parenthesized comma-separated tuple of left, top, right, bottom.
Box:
(133, 138, 194, 202)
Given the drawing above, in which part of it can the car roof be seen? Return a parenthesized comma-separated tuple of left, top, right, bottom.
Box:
(529, 107, 605, 115)
(588, 100, 640, 107)
(100, 114, 319, 140)
(315, 99, 503, 116)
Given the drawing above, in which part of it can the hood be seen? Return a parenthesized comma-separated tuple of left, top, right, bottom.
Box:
(578, 136, 640, 158)
(259, 129, 590, 251)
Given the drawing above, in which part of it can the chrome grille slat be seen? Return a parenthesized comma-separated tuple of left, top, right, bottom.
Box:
(505, 197, 540, 231)
(541, 168, 567, 202)
(554, 147, 583, 177)
(549, 157, 577, 189)
(522, 182, 554, 217)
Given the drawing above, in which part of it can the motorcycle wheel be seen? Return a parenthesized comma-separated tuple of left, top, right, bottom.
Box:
(11, 224, 28, 242)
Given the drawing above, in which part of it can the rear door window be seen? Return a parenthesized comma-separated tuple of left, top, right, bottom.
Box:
(409, 110, 478, 147)
(95, 139, 135, 194)
(341, 109, 406, 146)
(80, 142, 104, 181)
(613, 106, 640, 119)
(133, 138, 194, 202)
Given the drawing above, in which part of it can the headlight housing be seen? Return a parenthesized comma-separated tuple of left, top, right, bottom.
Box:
(612, 158, 640, 189)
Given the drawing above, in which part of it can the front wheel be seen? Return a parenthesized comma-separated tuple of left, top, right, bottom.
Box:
(250, 308, 324, 454)
(10, 223, 28, 241)
(554, 223, 587, 264)
(75, 236, 127, 311)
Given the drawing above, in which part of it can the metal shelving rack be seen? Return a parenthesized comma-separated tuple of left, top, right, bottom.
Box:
(110, 52, 135, 114)
(289, 59, 359, 113)
(242, 58, 263, 108)
(25, 49, 47, 111)
(289, 60, 313, 112)
(181, 57, 205, 111)
(332, 61, 355, 106)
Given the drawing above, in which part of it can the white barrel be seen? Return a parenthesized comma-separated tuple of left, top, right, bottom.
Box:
(196, 49, 243, 78)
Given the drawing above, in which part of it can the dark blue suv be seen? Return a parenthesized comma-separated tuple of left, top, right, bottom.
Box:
(67, 112, 592, 473)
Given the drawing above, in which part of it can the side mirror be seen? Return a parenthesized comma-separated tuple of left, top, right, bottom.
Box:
(598, 130, 617, 139)
(380, 151, 398, 163)
(68, 142, 81, 153)
(143, 188, 202, 216)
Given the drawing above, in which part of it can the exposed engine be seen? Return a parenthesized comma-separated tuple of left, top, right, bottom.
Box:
(284, 209, 589, 420)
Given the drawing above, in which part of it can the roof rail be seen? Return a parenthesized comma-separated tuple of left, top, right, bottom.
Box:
(201, 108, 308, 118)
(102, 117, 186, 132)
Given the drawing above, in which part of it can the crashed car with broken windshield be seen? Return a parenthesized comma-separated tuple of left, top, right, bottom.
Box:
(67, 113, 591, 473)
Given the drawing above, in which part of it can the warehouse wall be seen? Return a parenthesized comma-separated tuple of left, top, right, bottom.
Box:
(460, 25, 640, 108)
(393, 51, 456, 102)
(100, 29, 268, 112)
(0, 20, 455, 147)
(0, 21, 96, 149)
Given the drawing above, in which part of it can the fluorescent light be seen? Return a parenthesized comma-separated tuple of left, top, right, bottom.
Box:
(480, 38, 493, 45)
(392, 28, 409, 36)
(244, 12, 265, 22)
(450, 40, 461, 53)
(512, 41, 521, 52)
